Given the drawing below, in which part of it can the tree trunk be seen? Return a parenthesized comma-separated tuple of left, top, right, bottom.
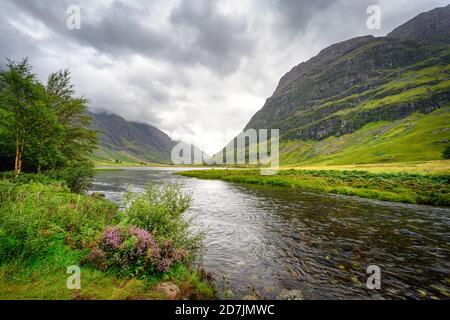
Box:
(15, 136, 22, 176)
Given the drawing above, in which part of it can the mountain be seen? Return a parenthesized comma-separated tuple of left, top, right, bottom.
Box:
(238, 5, 450, 165)
(89, 112, 176, 164)
(387, 4, 450, 44)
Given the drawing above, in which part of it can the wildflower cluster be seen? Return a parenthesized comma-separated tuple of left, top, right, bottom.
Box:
(84, 225, 187, 276)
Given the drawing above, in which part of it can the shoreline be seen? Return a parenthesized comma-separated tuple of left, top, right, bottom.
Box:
(176, 168, 450, 207)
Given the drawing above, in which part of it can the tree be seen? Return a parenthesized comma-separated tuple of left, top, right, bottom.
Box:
(46, 69, 97, 164)
(0, 59, 98, 192)
(0, 59, 47, 176)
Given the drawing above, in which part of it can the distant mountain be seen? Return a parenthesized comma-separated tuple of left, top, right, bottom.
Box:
(235, 5, 450, 165)
(89, 112, 176, 164)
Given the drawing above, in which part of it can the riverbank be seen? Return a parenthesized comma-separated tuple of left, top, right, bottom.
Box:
(177, 168, 450, 207)
(0, 176, 214, 300)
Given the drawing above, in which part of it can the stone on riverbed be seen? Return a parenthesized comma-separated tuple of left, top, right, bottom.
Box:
(277, 289, 304, 300)
(157, 282, 180, 300)
(91, 192, 106, 198)
(223, 289, 235, 299)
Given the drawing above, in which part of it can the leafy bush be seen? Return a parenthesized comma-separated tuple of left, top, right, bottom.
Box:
(443, 145, 450, 159)
(123, 183, 202, 252)
(0, 171, 61, 186)
(80, 182, 203, 278)
(0, 164, 94, 194)
(47, 159, 95, 193)
(83, 226, 187, 277)
(0, 179, 206, 291)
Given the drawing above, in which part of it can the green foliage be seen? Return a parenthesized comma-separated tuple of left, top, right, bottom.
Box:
(0, 59, 97, 191)
(0, 59, 51, 173)
(0, 233, 213, 300)
(124, 183, 202, 253)
(48, 159, 95, 193)
(83, 225, 189, 278)
(443, 145, 450, 159)
(0, 178, 212, 299)
(0, 182, 118, 261)
(46, 69, 97, 163)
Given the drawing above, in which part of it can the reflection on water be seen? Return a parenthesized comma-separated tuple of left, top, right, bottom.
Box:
(90, 167, 450, 299)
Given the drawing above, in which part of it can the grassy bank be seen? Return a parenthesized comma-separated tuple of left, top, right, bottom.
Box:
(284, 160, 450, 174)
(177, 168, 450, 206)
(0, 178, 214, 300)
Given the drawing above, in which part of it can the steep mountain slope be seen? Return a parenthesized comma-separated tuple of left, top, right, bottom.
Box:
(387, 4, 450, 44)
(89, 112, 176, 164)
(240, 5, 450, 165)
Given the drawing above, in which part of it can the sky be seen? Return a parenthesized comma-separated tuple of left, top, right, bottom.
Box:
(0, 0, 449, 154)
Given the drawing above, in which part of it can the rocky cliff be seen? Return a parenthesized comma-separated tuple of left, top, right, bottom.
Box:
(238, 5, 450, 165)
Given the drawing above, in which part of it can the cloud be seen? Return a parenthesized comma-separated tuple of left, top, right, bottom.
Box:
(1, 0, 449, 154)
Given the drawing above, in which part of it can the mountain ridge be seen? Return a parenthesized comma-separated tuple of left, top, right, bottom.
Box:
(89, 111, 176, 164)
(236, 4, 450, 165)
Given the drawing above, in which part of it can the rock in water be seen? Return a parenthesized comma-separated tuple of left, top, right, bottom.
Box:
(157, 282, 180, 300)
(277, 289, 304, 300)
(91, 192, 106, 198)
(223, 289, 235, 299)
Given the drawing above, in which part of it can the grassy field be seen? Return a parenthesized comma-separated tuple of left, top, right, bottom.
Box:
(177, 167, 450, 206)
(280, 107, 450, 166)
(284, 160, 450, 174)
(0, 178, 214, 300)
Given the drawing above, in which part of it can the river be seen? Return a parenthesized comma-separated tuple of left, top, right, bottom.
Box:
(90, 167, 450, 300)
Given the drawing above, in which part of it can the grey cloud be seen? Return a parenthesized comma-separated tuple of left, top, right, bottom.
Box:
(7, 0, 254, 75)
(169, 0, 254, 74)
(271, 0, 341, 37)
(0, 1, 41, 66)
(2, 0, 449, 153)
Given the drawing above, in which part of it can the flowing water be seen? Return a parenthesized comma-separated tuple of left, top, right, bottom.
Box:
(90, 167, 450, 300)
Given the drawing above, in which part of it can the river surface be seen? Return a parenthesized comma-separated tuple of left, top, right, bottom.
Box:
(90, 167, 450, 300)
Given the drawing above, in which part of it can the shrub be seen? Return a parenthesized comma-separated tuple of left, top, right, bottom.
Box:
(47, 159, 95, 193)
(443, 145, 450, 159)
(84, 226, 187, 277)
(0, 159, 95, 194)
(123, 183, 202, 253)
(0, 171, 61, 186)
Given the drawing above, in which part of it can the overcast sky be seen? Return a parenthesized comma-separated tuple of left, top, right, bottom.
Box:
(1, 0, 449, 154)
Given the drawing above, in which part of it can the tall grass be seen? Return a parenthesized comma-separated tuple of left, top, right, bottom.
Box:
(0, 177, 213, 299)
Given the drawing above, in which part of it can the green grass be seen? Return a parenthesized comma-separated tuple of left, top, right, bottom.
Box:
(177, 169, 450, 206)
(0, 245, 212, 300)
(283, 57, 450, 140)
(0, 179, 215, 300)
(91, 147, 142, 164)
(280, 107, 450, 165)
